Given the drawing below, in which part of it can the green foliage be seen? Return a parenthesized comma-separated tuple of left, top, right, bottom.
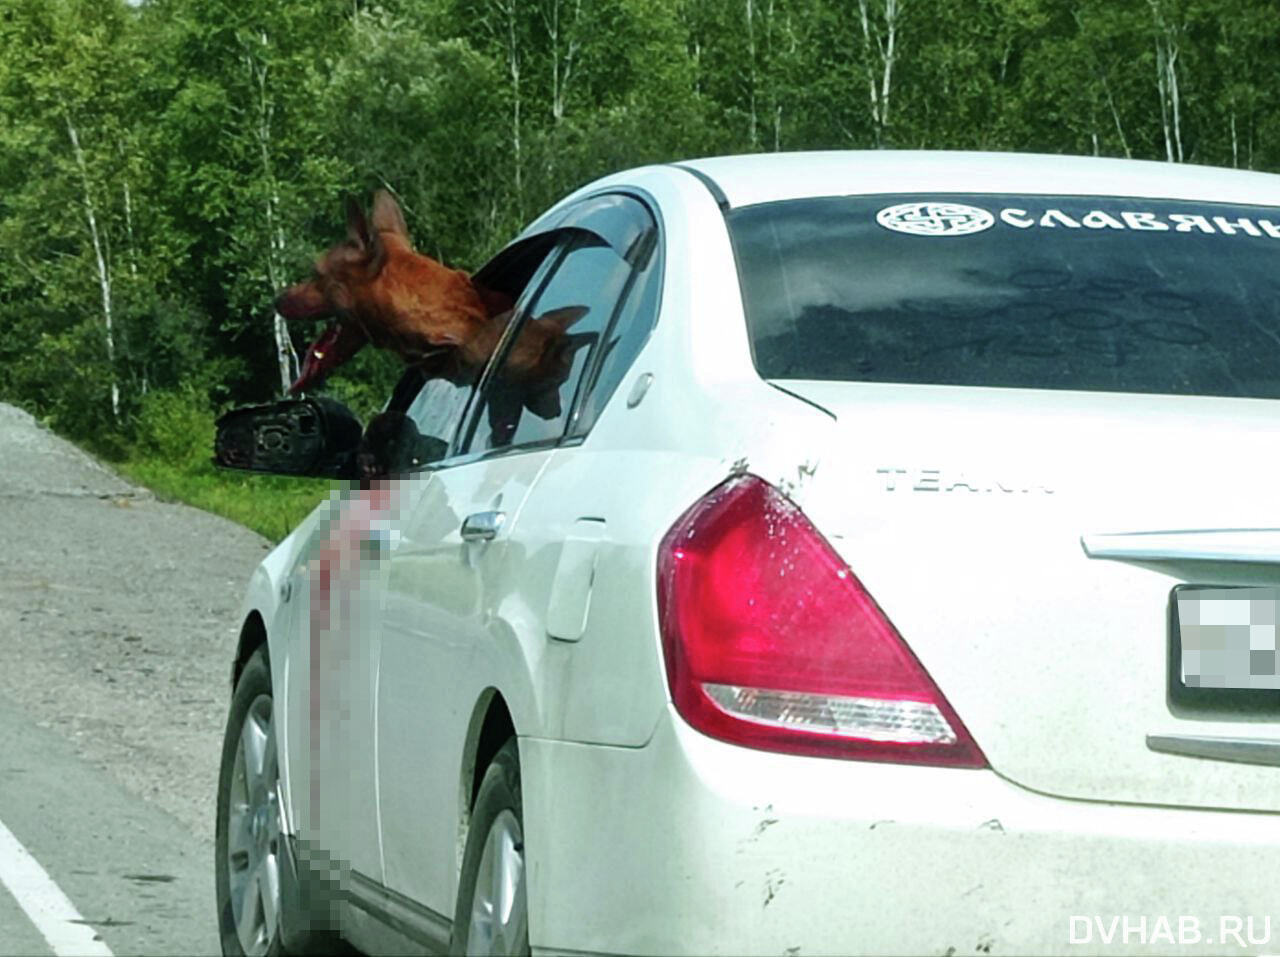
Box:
(117, 454, 333, 544)
(1, 0, 1279, 535)
(319, 346, 405, 423)
(122, 385, 332, 542)
(323, 16, 511, 264)
(132, 386, 214, 464)
(5, 318, 124, 452)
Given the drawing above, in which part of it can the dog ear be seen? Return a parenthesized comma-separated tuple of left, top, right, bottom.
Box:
(535, 304, 589, 333)
(371, 190, 412, 245)
(560, 330, 595, 359)
(366, 227, 387, 276)
(345, 194, 373, 250)
(550, 331, 595, 378)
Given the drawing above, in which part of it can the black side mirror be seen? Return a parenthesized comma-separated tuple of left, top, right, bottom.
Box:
(356, 410, 449, 481)
(214, 397, 363, 479)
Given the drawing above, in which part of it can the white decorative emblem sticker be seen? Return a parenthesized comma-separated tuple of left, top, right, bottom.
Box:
(876, 201, 995, 237)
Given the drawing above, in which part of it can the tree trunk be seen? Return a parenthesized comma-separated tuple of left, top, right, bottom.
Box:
(1073, 10, 1131, 159)
(880, 0, 898, 130)
(544, 0, 580, 124)
(65, 115, 119, 420)
(1149, 0, 1183, 163)
(1101, 76, 1132, 159)
(1154, 37, 1173, 161)
(247, 32, 300, 395)
(502, 0, 524, 216)
(857, 0, 901, 146)
(746, 0, 758, 148)
(1169, 44, 1183, 162)
(120, 145, 139, 280)
(857, 0, 882, 144)
(765, 0, 785, 151)
(550, 0, 559, 120)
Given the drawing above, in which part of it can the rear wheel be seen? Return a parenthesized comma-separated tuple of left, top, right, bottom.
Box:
(450, 739, 529, 956)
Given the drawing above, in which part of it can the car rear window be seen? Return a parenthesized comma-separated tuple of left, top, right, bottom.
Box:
(728, 194, 1280, 398)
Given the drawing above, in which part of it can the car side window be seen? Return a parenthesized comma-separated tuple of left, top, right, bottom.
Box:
(566, 231, 660, 439)
(371, 231, 567, 475)
(405, 375, 473, 444)
(464, 233, 635, 455)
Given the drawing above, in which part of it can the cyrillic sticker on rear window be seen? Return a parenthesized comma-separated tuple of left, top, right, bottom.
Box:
(877, 201, 1280, 239)
(997, 206, 1280, 237)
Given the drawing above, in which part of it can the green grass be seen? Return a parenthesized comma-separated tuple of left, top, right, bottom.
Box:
(104, 387, 336, 543)
(116, 454, 335, 543)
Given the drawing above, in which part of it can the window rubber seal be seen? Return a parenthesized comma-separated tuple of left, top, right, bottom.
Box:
(670, 163, 731, 213)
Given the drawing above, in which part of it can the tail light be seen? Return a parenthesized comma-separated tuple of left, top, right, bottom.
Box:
(657, 475, 986, 768)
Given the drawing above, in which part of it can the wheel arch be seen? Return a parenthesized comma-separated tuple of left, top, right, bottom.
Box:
(456, 689, 518, 871)
(231, 610, 268, 689)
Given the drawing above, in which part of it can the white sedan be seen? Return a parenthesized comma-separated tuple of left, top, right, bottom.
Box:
(215, 151, 1280, 957)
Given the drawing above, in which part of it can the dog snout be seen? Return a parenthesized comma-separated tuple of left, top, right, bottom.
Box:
(274, 282, 329, 320)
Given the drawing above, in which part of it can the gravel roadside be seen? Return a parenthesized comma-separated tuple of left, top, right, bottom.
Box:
(0, 401, 272, 846)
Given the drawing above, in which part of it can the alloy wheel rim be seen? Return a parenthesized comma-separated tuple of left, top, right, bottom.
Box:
(466, 808, 527, 956)
(226, 693, 282, 957)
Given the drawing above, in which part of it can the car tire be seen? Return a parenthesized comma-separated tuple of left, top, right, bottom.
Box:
(450, 739, 530, 956)
(216, 646, 341, 957)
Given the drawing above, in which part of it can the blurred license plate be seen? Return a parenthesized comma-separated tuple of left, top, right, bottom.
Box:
(1173, 587, 1280, 695)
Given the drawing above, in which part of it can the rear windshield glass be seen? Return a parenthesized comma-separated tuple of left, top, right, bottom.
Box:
(728, 194, 1280, 398)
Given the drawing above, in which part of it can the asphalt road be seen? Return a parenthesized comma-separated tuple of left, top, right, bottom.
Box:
(0, 402, 274, 955)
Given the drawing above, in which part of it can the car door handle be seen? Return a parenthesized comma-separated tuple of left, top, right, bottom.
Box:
(461, 510, 506, 542)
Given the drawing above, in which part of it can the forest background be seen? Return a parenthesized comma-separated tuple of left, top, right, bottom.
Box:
(1, 0, 1276, 537)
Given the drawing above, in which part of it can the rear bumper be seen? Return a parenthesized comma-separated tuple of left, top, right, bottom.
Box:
(522, 707, 1280, 956)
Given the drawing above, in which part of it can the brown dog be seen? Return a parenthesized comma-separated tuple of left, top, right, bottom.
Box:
(275, 192, 587, 416)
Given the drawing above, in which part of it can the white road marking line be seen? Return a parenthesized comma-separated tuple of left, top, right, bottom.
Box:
(0, 814, 113, 957)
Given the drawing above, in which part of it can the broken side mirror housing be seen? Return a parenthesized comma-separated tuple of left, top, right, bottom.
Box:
(214, 396, 362, 479)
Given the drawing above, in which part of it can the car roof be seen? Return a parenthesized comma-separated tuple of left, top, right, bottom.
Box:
(676, 150, 1280, 209)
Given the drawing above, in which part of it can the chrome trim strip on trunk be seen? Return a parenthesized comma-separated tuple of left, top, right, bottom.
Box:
(1146, 733, 1280, 767)
(1082, 529, 1280, 563)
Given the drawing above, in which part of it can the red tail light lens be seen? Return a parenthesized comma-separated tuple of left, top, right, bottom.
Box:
(657, 475, 986, 768)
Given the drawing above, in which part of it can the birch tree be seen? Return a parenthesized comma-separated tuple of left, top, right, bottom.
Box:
(1148, 0, 1185, 162)
(857, 0, 901, 146)
(745, 0, 759, 147)
(483, 0, 527, 216)
(1210, 3, 1268, 170)
(64, 113, 122, 418)
(143, 0, 356, 403)
(0, 0, 144, 428)
(542, 0, 582, 123)
(241, 30, 301, 395)
(1072, 7, 1134, 159)
(742, 0, 795, 151)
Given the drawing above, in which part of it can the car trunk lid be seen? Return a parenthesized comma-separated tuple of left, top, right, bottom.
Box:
(780, 379, 1280, 811)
